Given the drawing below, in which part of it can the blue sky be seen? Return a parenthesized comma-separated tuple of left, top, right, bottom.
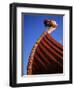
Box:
(22, 13, 63, 75)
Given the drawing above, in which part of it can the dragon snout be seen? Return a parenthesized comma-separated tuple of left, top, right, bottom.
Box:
(44, 19, 58, 28)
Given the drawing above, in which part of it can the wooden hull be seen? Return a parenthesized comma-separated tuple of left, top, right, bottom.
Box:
(27, 32, 63, 75)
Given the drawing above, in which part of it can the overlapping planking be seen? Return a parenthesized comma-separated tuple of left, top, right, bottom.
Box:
(27, 32, 63, 75)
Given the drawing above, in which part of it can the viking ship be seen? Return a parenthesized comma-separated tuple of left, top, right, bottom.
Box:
(27, 19, 63, 75)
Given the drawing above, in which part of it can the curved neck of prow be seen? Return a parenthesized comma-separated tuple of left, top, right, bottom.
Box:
(47, 27, 56, 34)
